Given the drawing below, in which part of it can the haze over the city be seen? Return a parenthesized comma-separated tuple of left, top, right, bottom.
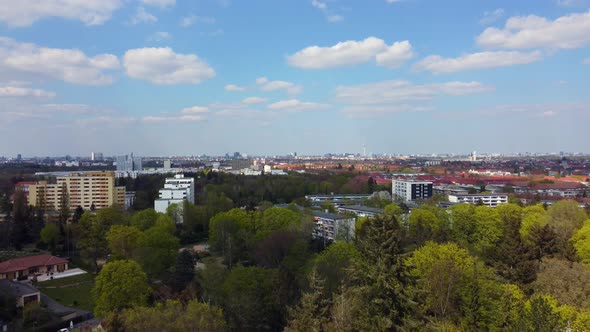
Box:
(0, 0, 588, 156)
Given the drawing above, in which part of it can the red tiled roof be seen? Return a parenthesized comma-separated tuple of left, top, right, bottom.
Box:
(0, 255, 68, 274)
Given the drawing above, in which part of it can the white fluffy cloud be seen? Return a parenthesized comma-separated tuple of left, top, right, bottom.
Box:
(141, 0, 175, 8)
(130, 7, 157, 24)
(0, 86, 55, 98)
(327, 15, 344, 23)
(242, 97, 267, 104)
(477, 11, 590, 49)
(0, 37, 119, 85)
(123, 47, 215, 85)
(267, 99, 329, 111)
(0, 0, 123, 27)
(257, 78, 302, 95)
(225, 84, 246, 91)
(376, 41, 414, 68)
(181, 106, 209, 114)
(414, 51, 543, 74)
(287, 37, 414, 69)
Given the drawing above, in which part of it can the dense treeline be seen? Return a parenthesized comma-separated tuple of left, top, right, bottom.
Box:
(3, 171, 590, 331)
(124, 171, 387, 210)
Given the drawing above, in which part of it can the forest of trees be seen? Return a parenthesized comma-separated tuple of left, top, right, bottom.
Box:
(1, 171, 590, 331)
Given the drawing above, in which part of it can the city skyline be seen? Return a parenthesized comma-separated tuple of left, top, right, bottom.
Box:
(0, 0, 589, 156)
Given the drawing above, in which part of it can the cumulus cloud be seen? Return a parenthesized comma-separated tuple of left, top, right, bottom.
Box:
(0, 37, 119, 85)
(414, 51, 543, 74)
(242, 97, 267, 104)
(225, 84, 246, 91)
(376, 41, 414, 68)
(267, 99, 329, 111)
(123, 47, 215, 85)
(141, 0, 176, 8)
(287, 37, 414, 69)
(0, 86, 55, 98)
(181, 106, 209, 114)
(480, 8, 505, 25)
(0, 0, 123, 27)
(477, 11, 590, 49)
(130, 7, 157, 24)
(257, 78, 302, 95)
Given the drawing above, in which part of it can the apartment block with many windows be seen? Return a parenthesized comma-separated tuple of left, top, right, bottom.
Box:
(29, 171, 125, 212)
(392, 179, 433, 201)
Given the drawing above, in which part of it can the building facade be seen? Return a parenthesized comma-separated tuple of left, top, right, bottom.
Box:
(116, 153, 143, 172)
(448, 194, 509, 207)
(29, 172, 125, 211)
(312, 211, 355, 243)
(392, 179, 433, 201)
(154, 174, 195, 214)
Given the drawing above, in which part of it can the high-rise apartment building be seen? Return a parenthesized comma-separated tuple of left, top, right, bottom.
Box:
(154, 174, 195, 215)
(392, 179, 433, 201)
(29, 172, 125, 212)
(116, 153, 143, 172)
(91, 152, 104, 161)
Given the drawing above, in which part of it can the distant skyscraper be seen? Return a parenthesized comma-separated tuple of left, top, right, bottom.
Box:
(16, 154, 21, 161)
(116, 153, 143, 172)
(164, 160, 172, 170)
(91, 152, 104, 161)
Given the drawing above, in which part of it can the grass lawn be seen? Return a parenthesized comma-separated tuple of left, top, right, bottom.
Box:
(37, 273, 95, 312)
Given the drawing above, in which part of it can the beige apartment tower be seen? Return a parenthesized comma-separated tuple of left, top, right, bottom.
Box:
(29, 172, 125, 212)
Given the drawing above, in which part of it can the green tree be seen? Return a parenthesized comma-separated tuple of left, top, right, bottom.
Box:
(258, 207, 302, 238)
(408, 242, 474, 319)
(93, 260, 151, 317)
(407, 207, 441, 245)
(122, 300, 226, 332)
(472, 206, 504, 256)
(547, 200, 587, 253)
(130, 208, 159, 230)
(314, 241, 359, 297)
(171, 250, 195, 292)
(136, 226, 180, 278)
(520, 204, 549, 241)
(96, 205, 129, 226)
(285, 269, 330, 332)
(572, 221, 590, 263)
(78, 212, 110, 272)
(106, 225, 142, 260)
(383, 203, 403, 219)
(222, 266, 280, 331)
(351, 213, 414, 330)
(519, 294, 565, 332)
(40, 222, 61, 254)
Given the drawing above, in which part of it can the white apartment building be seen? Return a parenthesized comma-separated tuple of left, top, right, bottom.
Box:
(392, 179, 433, 201)
(448, 194, 508, 207)
(154, 174, 195, 214)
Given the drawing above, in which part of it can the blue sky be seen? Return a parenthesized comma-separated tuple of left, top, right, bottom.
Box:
(0, 0, 589, 157)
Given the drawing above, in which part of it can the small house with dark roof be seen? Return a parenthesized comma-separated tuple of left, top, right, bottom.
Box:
(0, 280, 40, 307)
(0, 254, 68, 280)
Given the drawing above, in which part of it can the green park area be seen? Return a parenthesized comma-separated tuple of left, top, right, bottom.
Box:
(37, 273, 95, 312)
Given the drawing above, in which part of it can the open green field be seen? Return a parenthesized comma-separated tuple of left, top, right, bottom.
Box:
(37, 273, 95, 312)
